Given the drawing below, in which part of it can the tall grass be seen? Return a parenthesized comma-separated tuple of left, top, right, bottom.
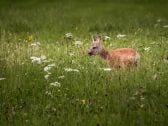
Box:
(0, 0, 168, 125)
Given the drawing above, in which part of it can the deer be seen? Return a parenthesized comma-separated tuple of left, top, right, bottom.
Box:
(88, 35, 140, 69)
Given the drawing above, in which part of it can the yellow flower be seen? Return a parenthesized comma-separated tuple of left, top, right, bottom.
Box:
(28, 35, 33, 42)
(140, 104, 144, 108)
(81, 99, 86, 105)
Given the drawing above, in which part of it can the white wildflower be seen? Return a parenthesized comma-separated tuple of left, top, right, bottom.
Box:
(44, 64, 56, 73)
(104, 36, 111, 40)
(65, 33, 73, 38)
(163, 25, 168, 28)
(31, 41, 41, 46)
(48, 63, 56, 67)
(30, 55, 47, 64)
(50, 81, 61, 88)
(74, 41, 82, 46)
(44, 66, 52, 72)
(157, 19, 162, 23)
(100, 68, 112, 71)
(109, 43, 113, 47)
(58, 75, 65, 79)
(41, 55, 47, 60)
(0, 78, 6, 81)
(44, 74, 50, 80)
(30, 56, 42, 64)
(45, 91, 52, 96)
(144, 47, 150, 52)
(117, 34, 126, 38)
(64, 68, 79, 72)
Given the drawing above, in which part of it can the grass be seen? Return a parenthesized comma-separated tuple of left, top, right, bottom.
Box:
(0, 0, 168, 125)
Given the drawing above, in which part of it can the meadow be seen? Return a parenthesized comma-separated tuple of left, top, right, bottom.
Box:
(0, 0, 168, 125)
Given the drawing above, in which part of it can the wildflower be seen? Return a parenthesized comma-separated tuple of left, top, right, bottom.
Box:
(50, 81, 61, 88)
(30, 56, 42, 64)
(74, 41, 82, 46)
(144, 47, 150, 52)
(25, 120, 29, 123)
(44, 66, 52, 72)
(28, 35, 33, 42)
(104, 36, 111, 40)
(157, 19, 162, 23)
(100, 68, 112, 71)
(109, 43, 113, 47)
(58, 75, 65, 79)
(80, 99, 86, 105)
(44, 63, 55, 73)
(117, 34, 126, 38)
(44, 74, 50, 80)
(163, 25, 168, 28)
(140, 96, 145, 101)
(48, 63, 56, 67)
(31, 41, 40, 46)
(52, 107, 57, 112)
(0, 78, 6, 81)
(65, 33, 73, 39)
(140, 104, 144, 108)
(64, 68, 79, 72)
(41, 55, 47, 60)
(45, 91, 52, 96)
(30, 55, 47, 64)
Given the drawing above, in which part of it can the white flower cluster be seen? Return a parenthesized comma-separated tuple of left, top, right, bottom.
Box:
(100, 68, 112, 71)
(74, 40, 82, 46)
(44, 63, 56, 73)
(104, 36, 111, 40)
(163, 25, 168, 28)
(50, 81, 61, 87)
(65, 33, 73, 39)
(29, 40, 62, 90)
(64, 68, 79, 72)
(0, 78, 6, 81)
(117, 34, 126, 38)
(30, 55, 47, 64)
(144, 47, 150, 52)
(31, 41, 41, 46)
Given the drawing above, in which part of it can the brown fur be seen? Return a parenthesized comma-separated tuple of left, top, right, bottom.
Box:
(88, 35, 140, 68)
(104, 48, 140, 68)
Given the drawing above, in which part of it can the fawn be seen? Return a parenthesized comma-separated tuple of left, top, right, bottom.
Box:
(88, 35, 140, 68)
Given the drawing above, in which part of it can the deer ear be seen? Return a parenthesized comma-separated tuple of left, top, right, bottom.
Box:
(92, 34, 102, 43)
(98, 35, 102, 39)
(96, 35, 102, 43)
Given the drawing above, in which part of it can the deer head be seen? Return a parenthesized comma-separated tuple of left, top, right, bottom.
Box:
(88, 35, 103, 56)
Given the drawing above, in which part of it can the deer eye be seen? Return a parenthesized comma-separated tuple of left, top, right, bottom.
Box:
(93, 47, 97, 49)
